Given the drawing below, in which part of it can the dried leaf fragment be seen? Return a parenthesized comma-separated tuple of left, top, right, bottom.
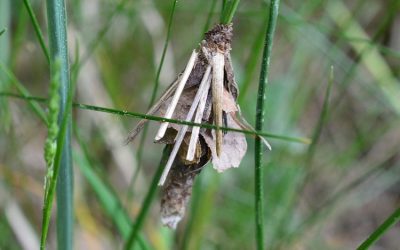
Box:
(202, 113, 247, 172)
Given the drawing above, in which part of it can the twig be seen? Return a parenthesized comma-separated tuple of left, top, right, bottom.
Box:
(212, 52, 225, 156)
(155, 50, 198, 141)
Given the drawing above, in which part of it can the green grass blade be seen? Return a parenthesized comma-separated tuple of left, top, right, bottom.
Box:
(0, 0, 11, 131)
(80, 0, 129, 66)
(0, 92, 310, 145)
(254, 1, 280, 249)
(306, 66, 334, 164)
(238, 13, 268, 104)
(39, 72, 73, 250)
(124, 146, 172, 250)
(41, 0, 73, 249)
(356, 207, 400, 250)
(0, 64, 48, 124)
(127, 0, 178, 201)
(221, 0, 240, 24)
(22, 0, 50, 64)
(201, 0, 217, 35)
(73, 126, 150, 250)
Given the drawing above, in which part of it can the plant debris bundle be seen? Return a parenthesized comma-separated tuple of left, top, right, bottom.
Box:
(127, 23, 270, 229)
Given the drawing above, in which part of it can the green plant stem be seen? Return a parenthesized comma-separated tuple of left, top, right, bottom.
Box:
(0, 64, 48, 124)
(238, 13, 269, 104)
(254, 1, 280, 249)
(73, 126, 150, 250)
(306, 66, 334, 164)
(202, 0, 217, 35)
(0, 0, 11, 131)
(0, 92, 310, 145)
(357, 207, 400, 250)
(124, 146, 172, 250)
(42, 0, 73, 249)
(221, 0, 240, 24)
(23, 0, 50, 64)
(127, 0, 177, 202)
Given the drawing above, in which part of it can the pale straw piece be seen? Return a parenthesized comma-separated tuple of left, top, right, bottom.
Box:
(158, 66, 212, 185)
(155, 50, 198, 141)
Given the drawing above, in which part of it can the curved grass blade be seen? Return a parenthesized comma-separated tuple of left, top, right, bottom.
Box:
(357, 207, 400, 250)
(124, 146, 172, 250)
(254, 0, 280, 249)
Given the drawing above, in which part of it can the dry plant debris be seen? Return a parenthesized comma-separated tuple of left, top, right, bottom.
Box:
(127, 23, 270, 229)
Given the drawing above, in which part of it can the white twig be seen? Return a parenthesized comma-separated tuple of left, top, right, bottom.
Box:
(212, 52, 225, 156)
(186, 77, 211, 161)
(155, 50, 198, 141)
(158, 66, 212, 185)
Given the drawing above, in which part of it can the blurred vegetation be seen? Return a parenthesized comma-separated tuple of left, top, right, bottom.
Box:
(1, 0, 400, 249)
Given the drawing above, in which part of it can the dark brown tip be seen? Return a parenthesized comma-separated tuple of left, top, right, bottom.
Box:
(204, 23, 233, 53)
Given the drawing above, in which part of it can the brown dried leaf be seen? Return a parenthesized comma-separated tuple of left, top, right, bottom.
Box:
(222, 88, 238, 113)
(155, 128, 177, 144)
(224, 53, 239, 99)
(202, 113, 247, 172)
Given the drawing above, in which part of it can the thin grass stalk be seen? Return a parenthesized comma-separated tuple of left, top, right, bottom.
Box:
(10, 2, 30, 69)
(357, 207, 400, 250)
(0, 92, 310, 145)
(22, 0, 50, 64)
(0, 0, 11, 131)
(221, 0, 240, 24)
(270, 66, 334, 248)
(280, 160, 388, 247)
(127, 0, 178, 201)
(254, 1, 280, 249)
(201, 0, 217, 35)
(0, 64, 48, 123)
(306, 66, 334, 164)
(238, 14, 268, 103)
(80, 0, 129, 66)
(124, 146, 172, 250)
(42, 0, 73, 249)
(73, 126, 150, 250)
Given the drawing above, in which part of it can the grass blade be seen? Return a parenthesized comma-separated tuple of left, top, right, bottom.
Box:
(306, 66, 334, 164)
(0, 0, 11, 131)
(41, 0, 73, 249)
(22, 0, 50, 64)
(127, 0, 178, 201)
(254, 1, 280, 249)
(357, 207, 400, 250)
(124, 146, 172, 250)
(73, 126, 150, 249)
(0, 64, 47, 124)
(0, 92, 310, 145)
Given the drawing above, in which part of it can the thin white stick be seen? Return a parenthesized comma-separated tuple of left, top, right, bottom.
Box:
(212, 52, 225, 156)
(158, 66, 212, 186)
(186, 77, 210, 161)
(155, 50, 198, 141)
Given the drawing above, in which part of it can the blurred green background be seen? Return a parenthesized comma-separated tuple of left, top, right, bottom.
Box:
(1, 0, 400, 249)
